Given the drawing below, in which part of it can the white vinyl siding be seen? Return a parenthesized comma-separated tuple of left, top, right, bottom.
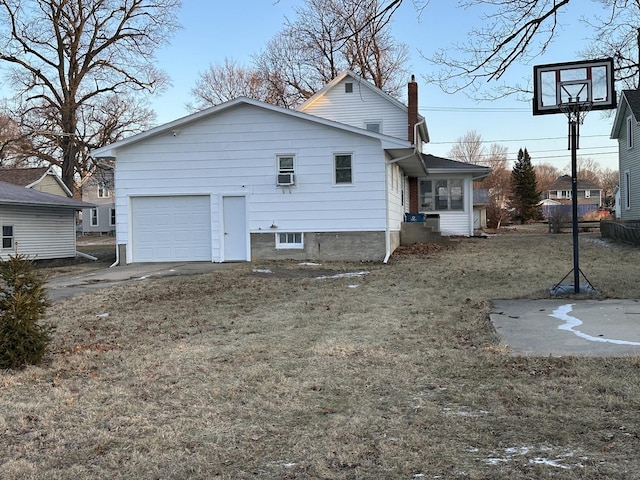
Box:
(0, 206, 76, 260)
(300, 78, 409, 140)
(112, 104, 389, 262)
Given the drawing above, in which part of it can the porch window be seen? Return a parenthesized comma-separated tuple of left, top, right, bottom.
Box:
(419, 178, 464, 211)
(2, 225, 13, 249)
(276, 232, 303, 249)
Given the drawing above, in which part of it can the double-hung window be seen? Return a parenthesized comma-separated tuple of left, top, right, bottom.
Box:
(419, 179, 464, 211)
(2, 225, 13, 249)
(625, 170, 631, 210)
(98, 182, 111, 198)
(90, 208, 99, 227)
(334, 153, 353, 185)
(627, 116, 634, 149)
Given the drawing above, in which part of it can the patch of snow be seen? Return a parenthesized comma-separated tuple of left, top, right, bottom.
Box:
(315, 271, 369, 280)
(137, 275, 151, 280)
(253, 269, 272, 274)
(95, 313, 109, 318)
(348, 284, 359, 289)
(550, 304, 640, 346)
(484, 446, 583, 470)
(299, 262, 322, 266)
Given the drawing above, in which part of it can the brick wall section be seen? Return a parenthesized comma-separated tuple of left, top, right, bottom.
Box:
(409, 177, 419, 212)
(407, 76, 418, 144)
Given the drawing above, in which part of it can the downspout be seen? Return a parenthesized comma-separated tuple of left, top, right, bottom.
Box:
(109, 243, 119, 268)
(383, 118, 426, 264)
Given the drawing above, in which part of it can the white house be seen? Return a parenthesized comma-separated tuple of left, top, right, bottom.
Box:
(0, 181, 93, 260)
(92, 72, 488, 264)
(611, 90, 640, 222)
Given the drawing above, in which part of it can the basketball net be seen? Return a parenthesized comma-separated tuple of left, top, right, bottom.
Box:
(559, 100, 593, 148)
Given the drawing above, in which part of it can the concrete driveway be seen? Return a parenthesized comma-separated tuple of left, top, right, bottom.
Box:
(491, 299, 640, 356)
(46, 262, 233, 302)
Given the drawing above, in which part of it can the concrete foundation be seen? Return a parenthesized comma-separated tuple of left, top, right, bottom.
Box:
(251, 231, 389, 262)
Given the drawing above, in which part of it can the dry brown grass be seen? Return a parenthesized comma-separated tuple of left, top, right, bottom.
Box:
(2, 232, 640, 479)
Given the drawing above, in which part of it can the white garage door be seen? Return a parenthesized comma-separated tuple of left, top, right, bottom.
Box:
(131, 196, 212, 262)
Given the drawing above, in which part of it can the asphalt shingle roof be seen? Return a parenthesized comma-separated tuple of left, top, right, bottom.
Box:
(622, 90, 640, 120)
(0, 167, 50, 187)
(0, 181, 92, 209)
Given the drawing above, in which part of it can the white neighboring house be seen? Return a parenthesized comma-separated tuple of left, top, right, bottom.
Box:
(0, 181, 93, 260)
(91, 72, 487, 264)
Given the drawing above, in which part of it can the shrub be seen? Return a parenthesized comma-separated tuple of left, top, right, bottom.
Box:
(0, 254, 53, 369)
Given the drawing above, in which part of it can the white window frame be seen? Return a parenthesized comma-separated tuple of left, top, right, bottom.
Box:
(334, 153, 353, 185)
(364, 121, 382, 133)
(565, 190, 572, 199)
(625, 169, 631, 210)
(276, 154, 296, 186)
(97, 181, 111, 198)
(275, 232, 304, 249)
(109, 208, 116, 226)
(2, 225, 14, 250)
(584, 190, 591, 199)
(419, 178, 465, 212)
(627, 116, 634, 149)
(90, 208, 99, 227)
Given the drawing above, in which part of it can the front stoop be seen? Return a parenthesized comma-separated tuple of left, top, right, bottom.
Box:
(400, 222, 453, 246)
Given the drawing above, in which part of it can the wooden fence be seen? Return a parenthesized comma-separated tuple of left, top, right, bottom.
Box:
(600, 220, 640, 246)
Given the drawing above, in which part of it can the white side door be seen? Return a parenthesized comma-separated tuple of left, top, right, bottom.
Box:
(222, 196, 248, 261)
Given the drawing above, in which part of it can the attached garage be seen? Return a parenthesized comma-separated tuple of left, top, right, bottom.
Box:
(131, 196, 212, 262)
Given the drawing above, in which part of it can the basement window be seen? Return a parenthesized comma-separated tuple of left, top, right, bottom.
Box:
(2, 225, 13, 249)
(276, 232, 303, 249)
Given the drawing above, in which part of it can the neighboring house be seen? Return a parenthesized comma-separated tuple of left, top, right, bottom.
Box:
(79, 164, 115, 234)
(541, 175, 602, 218)
(0, 166, 72, 198)
(611, 90, 640, 222)
(92, 72, 488, 264)
(0, 181, 93, 260)
(544, 175, 602, 207)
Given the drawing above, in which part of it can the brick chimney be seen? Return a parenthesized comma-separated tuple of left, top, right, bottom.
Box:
(407, 74, 418, 144)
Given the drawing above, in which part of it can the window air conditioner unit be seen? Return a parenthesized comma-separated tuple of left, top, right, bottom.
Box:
(277, 173, 295, 186)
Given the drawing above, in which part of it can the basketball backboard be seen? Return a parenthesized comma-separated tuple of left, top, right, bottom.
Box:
(533, 58, 616, 115)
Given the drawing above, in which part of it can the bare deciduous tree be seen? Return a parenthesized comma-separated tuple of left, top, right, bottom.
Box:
(423, 1, 640, 98)
(191, 0, 408, 110)
(0, 0, 180, 190)
(447, 130, 513, 227)
(534, 162, 562, 195)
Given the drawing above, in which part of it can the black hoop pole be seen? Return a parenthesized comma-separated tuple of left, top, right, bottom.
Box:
(570, 117, 580, 293)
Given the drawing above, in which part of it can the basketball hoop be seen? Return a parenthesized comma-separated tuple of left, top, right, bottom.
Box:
(532, 58, 616, 295)
(558, 100, 593, 124)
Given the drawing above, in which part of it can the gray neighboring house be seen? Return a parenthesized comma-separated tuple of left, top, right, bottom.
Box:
(0, 181, 93, 260)
(611, 90, 640, 222)
(79, 164, 115, 234)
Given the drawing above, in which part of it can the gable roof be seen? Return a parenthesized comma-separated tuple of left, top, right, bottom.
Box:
(611, 90, 640, 138)
(547, 175, 600, 191)
(0, 166, 73, 197)
(298, 70, 430, 143)
(0, 181, 92, 209)
(422, 154, 491, 177)
(91, 96, 416, 159)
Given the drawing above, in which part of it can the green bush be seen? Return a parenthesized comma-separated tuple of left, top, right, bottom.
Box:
(0, 254, 53, 369)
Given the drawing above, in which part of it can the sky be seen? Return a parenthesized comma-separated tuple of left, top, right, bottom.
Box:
(1, 0, 620, 172)
(149, 1, 620, 172)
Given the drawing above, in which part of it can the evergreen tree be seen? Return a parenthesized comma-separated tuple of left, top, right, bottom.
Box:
(0, 254, 53, 369)
(510, 148, 543, 224)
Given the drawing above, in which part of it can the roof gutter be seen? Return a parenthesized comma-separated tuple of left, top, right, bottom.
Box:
(384, 119, 426, 264)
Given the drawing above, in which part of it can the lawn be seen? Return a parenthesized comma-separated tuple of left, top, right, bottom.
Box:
(2, 232, 640, 479)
